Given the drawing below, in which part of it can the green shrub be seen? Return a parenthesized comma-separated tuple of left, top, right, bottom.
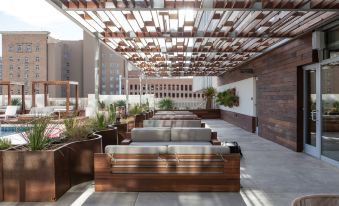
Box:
(26, 118, 52, 151)
(129, 104, 143, 115)
(158, 98, 173, 110)
(63, 118, 92, 140)
(0, 138, 11, 150)
(11, 98, 22, 106)
(216, 88, 239, 108)
(107, 104, 116, 124)
(115, 100, 126, 108)
(98, 101, 106, 110)
(90, 113, 107, 130)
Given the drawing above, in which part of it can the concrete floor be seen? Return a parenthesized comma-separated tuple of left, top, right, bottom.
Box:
(1, 119, 339, 206)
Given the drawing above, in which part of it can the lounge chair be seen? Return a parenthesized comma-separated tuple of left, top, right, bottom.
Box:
(0, 106, 18, 120)
(292, 194, 339, 206)
(18, 107, 55, 120)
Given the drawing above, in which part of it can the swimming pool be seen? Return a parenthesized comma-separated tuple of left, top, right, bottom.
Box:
(0, 125, 29, 137)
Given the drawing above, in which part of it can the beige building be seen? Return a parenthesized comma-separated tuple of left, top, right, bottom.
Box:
(83, 31, 125, 96)
(0, 57, 2, 94)
(1, 31, 49, 95)
(123, 77, 204, 99)
(47, 37, 83, 97)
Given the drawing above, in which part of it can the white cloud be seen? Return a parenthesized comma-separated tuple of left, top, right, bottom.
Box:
(0, 0, 71, 27)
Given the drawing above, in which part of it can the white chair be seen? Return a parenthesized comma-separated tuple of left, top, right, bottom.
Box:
(0, 106, 18, 120)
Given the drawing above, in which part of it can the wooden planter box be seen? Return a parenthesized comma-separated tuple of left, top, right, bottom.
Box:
(134, 114, 146, 128)
(1, 135, 102, 202)
(94, 128, 118, 151)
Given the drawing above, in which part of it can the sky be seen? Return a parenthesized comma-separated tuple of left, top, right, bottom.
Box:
(0, 0, 83, 56)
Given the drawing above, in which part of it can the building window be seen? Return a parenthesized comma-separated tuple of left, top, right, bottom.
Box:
(185, 85, 188, 91)
(189, 93, 192, 98)
(35, 65, 39, 70)
(185, 93, 188, 98)
(26, 44, 32, 52)
(25, 57, 29, 63)
(176, 93, 179, 98)
(160, 93, 162, 98)
(135, 84, 137, 90)
(164, 93, 167, 97)
(9, 56, 13, 62)
(164, 84, 166, 90)
(177, 85, 179, 90)
(9, 65, 13, 71)
(189, 85, 192, 91)
(130, 85, 133, 90)
(172, 93, 175, 98)
(16, 44, 23, 52)
(36, 57, 40, 62)
(181, 85, 184, 90)
(36, 73, 39, 78)
(35, 44, 40, 52)
(181, 93, 183, 98)
(168, 84, 171, 91)
(8, 44, 14, 52)
(160, 84, 162, 90)
(198, 94, 200, 98)
(194, 93, 196, 98)
(172, 84, 175, 91)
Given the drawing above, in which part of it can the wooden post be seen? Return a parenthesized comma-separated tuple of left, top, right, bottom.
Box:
(32, 82, 36, 108)
(44, 83, 48, 107)
(7, 85, 11, 105)
(66, 83, 70, 115)
(21, 85, 25, 114)
(75, 84, 79, 113)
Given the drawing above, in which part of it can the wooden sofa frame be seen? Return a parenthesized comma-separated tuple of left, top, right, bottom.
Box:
(94, 153, 240, 192)
(120, 131, 221, 145)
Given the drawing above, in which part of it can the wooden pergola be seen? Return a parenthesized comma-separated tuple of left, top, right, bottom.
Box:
(0, 81, 25, 112)
(32, 80, 79, 114)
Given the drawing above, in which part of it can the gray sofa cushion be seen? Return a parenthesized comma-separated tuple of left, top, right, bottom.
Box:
(130, 141, 212, 146)
(143, 120, 172, 127)
(171, 128, 211, 142)
(105, 145, 167, 154)
(131, 128, 171, 142)
(172, 120, 201, 128)
(168, 145, 230, 154)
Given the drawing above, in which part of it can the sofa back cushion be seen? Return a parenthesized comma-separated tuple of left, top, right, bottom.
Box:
(131, 128, 171, 142)
(105, 145, 167, 154)
(143, 120, 172, 127)
(172, 120, 201, 128)
(168, 145, 230, 154)
(170, 128, 211, 142)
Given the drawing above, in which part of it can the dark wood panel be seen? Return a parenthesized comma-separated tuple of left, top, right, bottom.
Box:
(218, 33, 317, 151)
(94, 153, 240, 192)
(220, 110, 256, 133)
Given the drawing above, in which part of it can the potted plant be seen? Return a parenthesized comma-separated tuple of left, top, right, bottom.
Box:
(1, 117, 102, 202)
(202, 87, 217, 109)
(129, 104, 146, 128)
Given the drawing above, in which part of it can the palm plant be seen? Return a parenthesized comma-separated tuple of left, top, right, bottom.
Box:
(107, 104, 116, 124)
(115, 100, 126, 108)
(91, 113, 107, 130)
(202, 87, 217, 109)
(158, 98, 174, 110)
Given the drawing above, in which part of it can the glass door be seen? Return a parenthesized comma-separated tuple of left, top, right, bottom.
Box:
(321, 59, 339, 163)
(304, 64, 321, 158)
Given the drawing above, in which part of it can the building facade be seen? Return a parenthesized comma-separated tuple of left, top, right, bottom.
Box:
(1, 31, 49, 95)
(0, 57, 2, 95)
(123, 77, 204, 99)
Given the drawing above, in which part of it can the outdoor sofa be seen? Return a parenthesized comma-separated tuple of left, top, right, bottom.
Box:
(121, 127, 220, 146)
(95, 144, 240, 192)
(143, 119, 205, 128)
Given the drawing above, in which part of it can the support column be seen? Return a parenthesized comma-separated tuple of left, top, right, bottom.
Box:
(7, 85, 11, 105)
(75, 84, 79, 113)
(66, 83, 70, 114)
(44, 84, 48, 107)
(139, 75, 142, 105)
(32, 83, 36, 107)
(21, 85, 25, 113)
(125, 61, 129, 112)
(94, 32, 100, 111)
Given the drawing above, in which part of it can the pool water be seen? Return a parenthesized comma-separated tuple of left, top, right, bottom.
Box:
(0, 126, 29, 137)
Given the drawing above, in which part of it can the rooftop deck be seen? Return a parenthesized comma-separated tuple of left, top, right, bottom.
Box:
(1, 119, 339, 206)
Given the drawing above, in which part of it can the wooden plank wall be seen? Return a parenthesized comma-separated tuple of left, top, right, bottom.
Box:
(218, 33, 317, 151)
